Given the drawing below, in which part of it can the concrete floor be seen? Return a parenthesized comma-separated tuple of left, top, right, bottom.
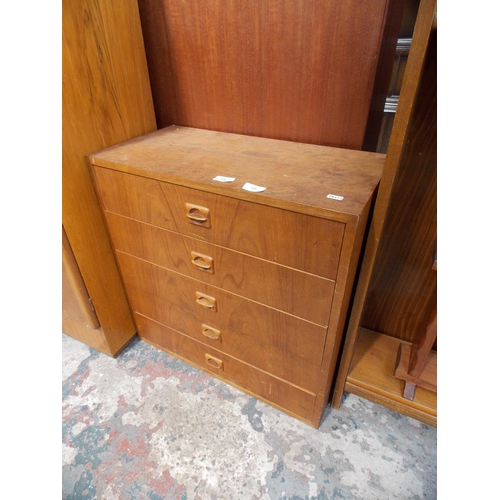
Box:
(62, 333, 437, 499)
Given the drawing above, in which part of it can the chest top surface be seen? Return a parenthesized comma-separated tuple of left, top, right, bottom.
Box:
(88, 126, 385, 221)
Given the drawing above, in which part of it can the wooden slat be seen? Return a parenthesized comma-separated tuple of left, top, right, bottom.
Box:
(394, 343, 437, 393)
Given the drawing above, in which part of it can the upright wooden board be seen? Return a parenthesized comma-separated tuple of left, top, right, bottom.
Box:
(62, 0, 157, 355)
(139, 0, 403, 149)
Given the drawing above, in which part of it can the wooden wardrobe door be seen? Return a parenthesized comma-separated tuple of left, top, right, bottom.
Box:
(62, 0, 157, 355)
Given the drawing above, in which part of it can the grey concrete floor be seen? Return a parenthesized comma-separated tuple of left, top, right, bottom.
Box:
(62, 333, 437, 499)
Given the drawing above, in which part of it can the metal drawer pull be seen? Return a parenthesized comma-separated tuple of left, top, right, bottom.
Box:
(202, 324, 221, 341)
(185, 203, 211, 228)
(205, 354, 223, 370)
(190, 251, 214, 274)
(195, 292, 217, 311)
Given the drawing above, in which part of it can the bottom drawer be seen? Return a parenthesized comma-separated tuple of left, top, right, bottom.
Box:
(135, 314, 317, 424)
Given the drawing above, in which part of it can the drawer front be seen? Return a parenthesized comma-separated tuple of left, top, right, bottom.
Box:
(117, 253, 325, 392)
(94, 166, 344, 280)
(106, 213, 335, 325)
(135, 314, 316, 423)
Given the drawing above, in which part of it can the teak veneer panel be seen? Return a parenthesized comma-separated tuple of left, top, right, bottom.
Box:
(362, 29, 437, 343)
(62, 227, 107, 354)
(138, 0, 401, 149)
(89, 126, 385, 221)
(94, 166, 345, 279)
(62, 0, 156, 355)
(116, 252, 326, 392)
(106, 214, 335, 326)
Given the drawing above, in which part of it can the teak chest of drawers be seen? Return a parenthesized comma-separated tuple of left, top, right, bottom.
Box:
(88, 126, 384, 428)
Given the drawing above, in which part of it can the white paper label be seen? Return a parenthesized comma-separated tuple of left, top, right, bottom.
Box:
(327, 194, 344, 201)
(242, 182, 266, 193)
(213, 176, 235, 182)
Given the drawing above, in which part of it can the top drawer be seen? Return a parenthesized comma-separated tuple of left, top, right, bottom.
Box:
(93, 166, 344, 280)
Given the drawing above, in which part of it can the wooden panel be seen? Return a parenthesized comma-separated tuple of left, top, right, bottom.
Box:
(138, 0, 399, 149)
(311, 207, 373, 423)
(62, 0, 157, 355)
(136, 315, 317, 424)
(105, 214, 335, 325)
(94, 166, 345, 279)
(117, 253, 326, 391)
(62, 226, 108, 353)
(361, 29, 437, 343)
(62, 227, 100, 329)
(89, 126, 385, 221)
(62, 225, 109, 355)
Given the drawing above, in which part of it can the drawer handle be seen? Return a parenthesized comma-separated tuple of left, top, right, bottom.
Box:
(185, 203, 211, 228)
(205, 354, 223, 371)
(191, 251, 214, 274)
(195, 292, 217, 311)
(202, 324, 221, 341)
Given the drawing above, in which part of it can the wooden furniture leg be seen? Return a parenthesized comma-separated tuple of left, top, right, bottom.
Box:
(394, 258, 437, 400)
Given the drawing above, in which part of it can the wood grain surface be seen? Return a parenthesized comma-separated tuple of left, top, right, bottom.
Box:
(361, 30, 436, 342)
(362, 0, 406, 151)
(62, 227, 101, 330)
(89, 126, 385, 220)
(138, 0, 399, 149)
(94, 166, 345, 279)
(62, 0, 157, 354)
(117, 252, 326, 391)
(128, 288, 323, 393)
(105, 213, 335, 325)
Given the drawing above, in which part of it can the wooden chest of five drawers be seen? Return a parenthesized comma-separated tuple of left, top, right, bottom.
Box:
(88, 126, 384, 428)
